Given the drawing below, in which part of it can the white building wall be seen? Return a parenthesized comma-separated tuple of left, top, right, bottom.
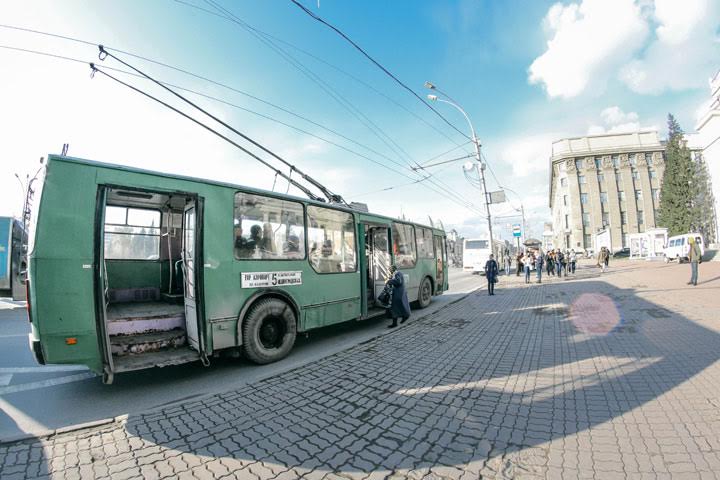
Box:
(694, 70, 720, 244)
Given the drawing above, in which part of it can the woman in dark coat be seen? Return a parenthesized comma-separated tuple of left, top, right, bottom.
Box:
(386, 264, 410, 328)
(484, 254, 499, 295)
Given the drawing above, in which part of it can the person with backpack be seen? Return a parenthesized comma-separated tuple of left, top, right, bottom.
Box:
(556, 249, 566, 277)
(688, 237, 702, 286)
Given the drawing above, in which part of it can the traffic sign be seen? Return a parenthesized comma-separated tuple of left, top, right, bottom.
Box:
(512, 223, 521, 237)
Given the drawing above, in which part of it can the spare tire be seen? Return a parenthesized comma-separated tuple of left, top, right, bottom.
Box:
(242, 298, 297, 364)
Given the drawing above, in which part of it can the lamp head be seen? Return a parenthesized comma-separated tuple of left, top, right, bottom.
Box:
(463, 161, 474, 171)
(424, 81, 436, 90)
(427, 94, 438, 101)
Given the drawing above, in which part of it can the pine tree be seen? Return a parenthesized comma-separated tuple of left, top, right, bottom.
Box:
(657, 114, 694, 236)
(691, 152, 717, 243)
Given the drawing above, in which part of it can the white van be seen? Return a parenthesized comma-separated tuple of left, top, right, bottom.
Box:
(663, 233, 704, 263)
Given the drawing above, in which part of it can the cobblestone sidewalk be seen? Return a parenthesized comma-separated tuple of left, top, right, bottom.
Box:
(2, 261, 720, 479)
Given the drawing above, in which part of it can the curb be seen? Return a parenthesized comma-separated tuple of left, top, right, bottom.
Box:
(0, 284, 483, 446)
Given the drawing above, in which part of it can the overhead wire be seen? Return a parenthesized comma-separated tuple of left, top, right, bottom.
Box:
(288, 0, 473, 142)
(1, 42, 484, 214)
(1, 24, 488, 216)
(173, 0, 471, 152)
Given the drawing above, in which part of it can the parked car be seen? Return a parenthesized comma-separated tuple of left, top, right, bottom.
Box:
(612, 247, 630, 258)
(663, 233, 704, 263)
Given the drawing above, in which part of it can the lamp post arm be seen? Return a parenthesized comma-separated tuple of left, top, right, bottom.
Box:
(435, 98, 478, 148)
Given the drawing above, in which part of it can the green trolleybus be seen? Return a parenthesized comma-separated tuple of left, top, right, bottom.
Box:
(26, 155, 448, 383)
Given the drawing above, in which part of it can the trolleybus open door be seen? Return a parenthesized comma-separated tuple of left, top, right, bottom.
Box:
(182, 199, 207, 363)
(94, 186, 115, 383)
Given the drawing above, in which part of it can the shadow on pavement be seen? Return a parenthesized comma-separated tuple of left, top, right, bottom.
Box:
(2, 280, 717, 477)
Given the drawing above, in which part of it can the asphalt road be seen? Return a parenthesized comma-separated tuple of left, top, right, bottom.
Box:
(0, 268, 485, 440)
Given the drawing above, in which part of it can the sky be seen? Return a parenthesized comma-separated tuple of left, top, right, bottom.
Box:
(1, 0, 718, 242)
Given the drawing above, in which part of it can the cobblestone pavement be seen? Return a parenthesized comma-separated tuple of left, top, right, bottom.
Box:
(2, 260, 720, 479)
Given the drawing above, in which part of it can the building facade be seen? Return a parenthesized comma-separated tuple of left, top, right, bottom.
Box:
(691, 70, 720, 244)
(549, 131, 666, 252)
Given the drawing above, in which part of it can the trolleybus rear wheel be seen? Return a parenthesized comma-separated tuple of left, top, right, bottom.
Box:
(417, 277, 432, 309)
(242, 298, 297, 364)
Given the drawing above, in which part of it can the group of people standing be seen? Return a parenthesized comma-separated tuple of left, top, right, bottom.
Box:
(514, 249, 579, 285)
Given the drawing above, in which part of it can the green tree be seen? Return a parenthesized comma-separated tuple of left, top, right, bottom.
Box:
(691, 152, 717, 243)
(657, 114, 694, 236)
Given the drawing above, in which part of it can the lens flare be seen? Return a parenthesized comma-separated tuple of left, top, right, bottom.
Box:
(570, 293, 621, 335)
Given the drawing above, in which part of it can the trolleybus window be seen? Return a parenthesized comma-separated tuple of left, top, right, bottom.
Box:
(307, 206, 356, 273)
(233, 192, 305, 260)
(104, 206, 161, 260)
(392, 222, 417, 268)
(417, 227, 435, 259)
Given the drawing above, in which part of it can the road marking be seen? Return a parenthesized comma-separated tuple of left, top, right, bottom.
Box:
(0, 334, 28, 338)
(0, 372, 97, 395)
(0, 366, 90, 374)
(0, 374, 12, 386)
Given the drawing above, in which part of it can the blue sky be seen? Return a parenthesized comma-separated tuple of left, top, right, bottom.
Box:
(1, 0, 718, 240)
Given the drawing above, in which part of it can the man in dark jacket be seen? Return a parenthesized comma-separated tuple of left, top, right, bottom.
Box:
(386, 265, 410, 328)
(485, 254, 499, 295)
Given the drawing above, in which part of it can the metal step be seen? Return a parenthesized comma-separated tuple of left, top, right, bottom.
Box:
(106, 302, 185, 335)
(112, 348, 200, 373)
(110, 329, 186, 356)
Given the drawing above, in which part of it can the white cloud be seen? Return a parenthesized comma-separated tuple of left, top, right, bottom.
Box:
(619, 0, 720, 94)
(587, 106, 649, 134)
(497, 133, 556, 178)
(528, 0, 649, 98)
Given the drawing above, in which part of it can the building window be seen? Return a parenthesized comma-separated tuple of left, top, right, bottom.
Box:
(622, 234, 628, 248)
(234, 193, 306, 260)
(621, 211, 628, 225)
(618, 191, 626, 202)
(560, 177, 568, 187)
(563, 195, 568, 206)
(575, 159, 583, 170)
(635, 190, 642, 201)
(583, 234, 592, 248)
(600, 192, 608, 204)
(307, 206, 357, 273)
(602, 212, 609, 227)
(597, 173, 605, 183)
(578, 175, 587, 184)
(629, 153, 636, 165)
(391, 222, 417, 269)
(652, 188, 659, 201)
(612, 155, 620, 167)
(646, 153, 653, 165)
(104, 206, 161, 260)
(594, 157, 602, 169)
(582, 213, 590, 226)
(631, 169, 640, 180)
(649, 169, 657, 179)
(564, 214, 569, 229)
(637, 210, 644, 225)
(615, 171, 622, 184)
(580, 193, 588, 205)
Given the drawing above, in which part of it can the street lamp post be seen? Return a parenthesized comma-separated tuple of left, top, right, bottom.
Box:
(426, 88, 494, 256)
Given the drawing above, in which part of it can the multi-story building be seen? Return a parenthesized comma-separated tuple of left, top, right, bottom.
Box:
(690, 69, 720, 244)
(549, 131, 665, 252)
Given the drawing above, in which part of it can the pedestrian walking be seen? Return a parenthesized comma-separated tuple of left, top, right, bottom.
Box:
(485, 254, 499, 295)
(535, 252, 544, 283)
(688, 237, 702, 286)
(385, 264, 410, 328)
(516, 252, 524, 277)
(557, 249, 566, 277)
(504, 251, 511, 276)
(597, 247, 609, 273)
(546, 251, 554, 276)
(569, 249, 577, 274)
(524, 253, 532, 283)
